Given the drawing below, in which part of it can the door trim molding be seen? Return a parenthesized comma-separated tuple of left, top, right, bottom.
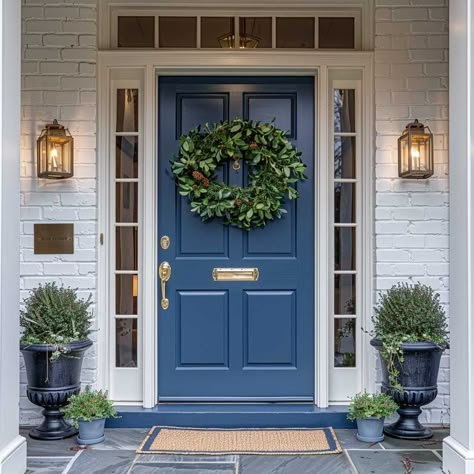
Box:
(97, 50, 374, 408)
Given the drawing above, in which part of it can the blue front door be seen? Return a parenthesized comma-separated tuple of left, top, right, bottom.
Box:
(158, 77, 314, 401)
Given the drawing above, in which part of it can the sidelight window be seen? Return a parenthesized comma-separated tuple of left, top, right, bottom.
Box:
(109, 83, 143, 401)
(330, 81, 362, 402)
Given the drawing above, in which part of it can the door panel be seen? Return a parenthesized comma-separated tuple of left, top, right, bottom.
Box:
(158, 77, 315, 401)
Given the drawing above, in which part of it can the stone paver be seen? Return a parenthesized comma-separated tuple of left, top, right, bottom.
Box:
(21, 427, 448, 474)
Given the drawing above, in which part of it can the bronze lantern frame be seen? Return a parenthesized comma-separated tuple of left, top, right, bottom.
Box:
(398, 119, 434, 179)
(37, 119, 74, 179)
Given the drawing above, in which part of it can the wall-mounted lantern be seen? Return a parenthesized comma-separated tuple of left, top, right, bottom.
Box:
(37, 119, 74, 179)
(398, 119, 434, 179)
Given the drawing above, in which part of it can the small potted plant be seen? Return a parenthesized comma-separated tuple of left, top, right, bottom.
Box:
(347, 392, 399, 442)
(63, 387, 118, 445)
(20, 283, 93, 440)
(370, 282, 449, 439)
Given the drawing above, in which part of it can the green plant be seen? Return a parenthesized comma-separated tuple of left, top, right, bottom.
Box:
(20, 283, 93, 356)
(347, 392, 399, 421)
(372, 282, 448, 390)
(171, 118, 307, 230)
(63, 386, 118, 428)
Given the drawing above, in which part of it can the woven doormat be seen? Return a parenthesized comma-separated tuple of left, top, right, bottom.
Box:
(137, 426, 342, 455)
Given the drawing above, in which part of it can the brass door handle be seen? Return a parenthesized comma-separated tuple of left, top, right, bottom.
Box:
(159, 261, 171, 310)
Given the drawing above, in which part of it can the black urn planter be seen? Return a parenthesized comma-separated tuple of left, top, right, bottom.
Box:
(21, 339, 92, 440)
(371, 339, 446, 440)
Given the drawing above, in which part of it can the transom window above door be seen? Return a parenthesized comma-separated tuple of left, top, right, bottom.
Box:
(110, 11, 362, 50)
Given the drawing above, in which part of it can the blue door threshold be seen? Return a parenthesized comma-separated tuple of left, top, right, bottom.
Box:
(106, 404, 355, 429)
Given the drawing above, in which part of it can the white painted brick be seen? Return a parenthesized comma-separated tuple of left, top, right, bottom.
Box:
(410, 221, 448, 234)
(61, 76, 96, 90)
(62, 20, 96, 34)
(44, 90, 79, 105)
(393, 235, 426, 248)
(392, 7, 429, 20)
(60, 105, 96, 120)
(61, 48, 96, 62)
(43, 7, 80, 19)
(24, 48, 59, 60)
(411, 193, 448, 206)
(375, 2, 449, 422)
(43, 34, 78, 47)
(40, 61, 79, 75)
(391, 207, 425, 220)
(24, 20, 61, 33)
(20, 0, 98, 425)
(43, 207, 79, 220)
(425, 235, 449, 248)
(24, 75, 60, 89)
(376, 249, 412, 262)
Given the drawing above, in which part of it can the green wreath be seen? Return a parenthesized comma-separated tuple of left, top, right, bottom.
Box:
(171, 118, 307, 230)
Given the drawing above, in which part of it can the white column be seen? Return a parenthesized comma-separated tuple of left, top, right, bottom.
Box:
(442, 0, 474, 472)
(0, 0, 26, 473)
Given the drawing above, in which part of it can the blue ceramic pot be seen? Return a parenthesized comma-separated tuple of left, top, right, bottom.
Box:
(77, 418, 106, 445)
(356, 417, 385, 443)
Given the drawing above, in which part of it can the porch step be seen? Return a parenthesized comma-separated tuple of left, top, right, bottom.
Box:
(106, 404, 355, 429)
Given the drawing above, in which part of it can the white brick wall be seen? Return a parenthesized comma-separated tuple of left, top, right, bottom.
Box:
(20, 0, 97, 425)
(19, 0, 450, 425)
(375, 0, 449, 425)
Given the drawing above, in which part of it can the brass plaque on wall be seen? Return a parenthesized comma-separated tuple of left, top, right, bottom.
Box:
(34, 224, 74, 254)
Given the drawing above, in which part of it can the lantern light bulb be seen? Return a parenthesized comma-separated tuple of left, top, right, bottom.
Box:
(50, 147, 59, 171)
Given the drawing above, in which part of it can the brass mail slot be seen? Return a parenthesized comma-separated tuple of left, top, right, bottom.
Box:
(212, 268, 259, 282)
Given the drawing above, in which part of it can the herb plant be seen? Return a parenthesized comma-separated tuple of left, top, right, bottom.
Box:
(20, 283, 93, 350)
(347, 392, 399, 421)
(372, 282, 448, 390)
(63, 386, 118, 428)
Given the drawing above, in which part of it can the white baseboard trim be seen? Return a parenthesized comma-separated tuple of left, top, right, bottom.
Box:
(443, 436, 474, 474)
(0, 436, 26, 474)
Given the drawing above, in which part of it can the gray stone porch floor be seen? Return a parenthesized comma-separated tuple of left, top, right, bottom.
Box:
(21, 427, 447, 473)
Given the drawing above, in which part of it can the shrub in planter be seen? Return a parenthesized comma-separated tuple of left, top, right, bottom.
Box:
(370, 282, 448, 439)
(20, 283, 93, 440)
(347, 392, 398, 443)
(63, 387, 118, 445)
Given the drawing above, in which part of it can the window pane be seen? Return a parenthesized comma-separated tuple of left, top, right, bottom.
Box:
(159, 17, 197, 48)
(276, 18, 315, 48)
(116, 136, 138, 179)
(239, 17, 272, 48)
(116, 89, 138, 133)
(201, 17, 234, 48)
(334, 318, 356, 367)
(335, 227, 355, 271)
(335, 183, 355, 223)
(118, 16, 155, 48)
(334, 137, 356, 179)
(319, 17, 355, 49)
(115, 318, 138, 367)
(116, 275, 138, 315)
(116, 183, 138, 223)
(335, 274, 356, 314)
(116, 227, 138, 271)
(334, 89, 355, 133)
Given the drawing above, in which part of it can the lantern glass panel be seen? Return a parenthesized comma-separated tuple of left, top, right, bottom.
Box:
(399, 133, 409, 175)
(47, 137, 72, 176)
(409, 134, 430, 172)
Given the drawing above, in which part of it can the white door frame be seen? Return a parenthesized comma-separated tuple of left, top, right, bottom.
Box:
(97, 50, 374, 408)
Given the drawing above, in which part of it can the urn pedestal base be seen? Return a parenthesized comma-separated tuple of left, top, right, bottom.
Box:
(384, 407, 433, 440)
(29, 409, 78, 441)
